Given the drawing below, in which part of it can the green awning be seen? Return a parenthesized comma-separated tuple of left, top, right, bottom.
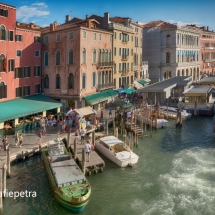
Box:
(114, 100, 134, 109)
(0, 94, 63, 122)
(137, 79, 149, 86)
(84, 89, 119, 106)
(124, 88, 135, 94)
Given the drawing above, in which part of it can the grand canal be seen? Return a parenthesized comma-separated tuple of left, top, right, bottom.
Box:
(3, 117, 215, 215)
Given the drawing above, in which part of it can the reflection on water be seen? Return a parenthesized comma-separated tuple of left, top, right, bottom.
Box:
(3, 117, 215, 215)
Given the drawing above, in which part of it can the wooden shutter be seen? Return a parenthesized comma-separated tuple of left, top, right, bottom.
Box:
(4, 85, 7, 98)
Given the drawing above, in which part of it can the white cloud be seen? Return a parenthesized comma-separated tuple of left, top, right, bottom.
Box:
(17, 2, 50, 23)
(167, 20, 202, 27)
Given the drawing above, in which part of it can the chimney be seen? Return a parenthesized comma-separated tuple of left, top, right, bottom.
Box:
(30, 22, 34, 28)
(104, 12, 109, 28)
(125, 18, 131, 27)
(86, 15, 89, 19)
(50, 22, 57, 31)
(207, 26, 209, 31)
(65, 15, 71, 23)
(86, 20, 91, 28)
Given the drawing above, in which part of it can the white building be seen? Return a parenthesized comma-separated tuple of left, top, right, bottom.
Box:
(142, 21, 202, 83)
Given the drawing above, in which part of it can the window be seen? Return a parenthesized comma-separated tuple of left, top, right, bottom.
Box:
(8, 31, 14, 41)
(92, 49, 96, 64)
(56, 50, 60, 66)
(114, 63, 116, 73)
(16, 86, 22, 97)
(24, 67, 31, 77)
(44, 51, 48, 66)
(114, 32, 117, 39)
(34, 36, 41, 42)
(43, 75, 49, 89)
(119, 48, 121, 56)
(15, 67, 23, 78)
(166, 35, 171, 45)
(0, 9, 8, 17)
(82, 73, 86, 89)
(119, 33, 121, 40)
(131, 36, 133, 41)
(0, 82, 7, 99)
(166, 52, 170, 63)
(109, 35, 112, 42)
(23, 86, 30, 96)
(131, 49, 133, 56)
(56, 74, 60, 89)
(82, 31, 86, 39)
(56, 34, 60, 42)
(0, 25, 6, 40)
(92, 72, 96, 87)
(69, 49, 74, 64)
(16, 50, 22, 57)
(69, 32, 74, 40)
(34, 84, 40, 94)
(34, 66, 40, 76)
(82, 48, 86, 64)
(35, 50, 40, 57)
(109, 51, 112, 62)
(0, 54, 6, 72)
(114, 47, 116, 56)
(68, 73, 74, 89)
(16, 35, 23, 42)
(98, 34, 101, 40)
(44, 35, 49, 44)
(8, 59, 15, 71)
(119, 63, 121, 71)
(93, 33, 96, 40)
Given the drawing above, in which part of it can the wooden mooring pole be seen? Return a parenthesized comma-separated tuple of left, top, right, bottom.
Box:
(0, 174, 2, 211)
(106, 119, 109, 136)
(74, 138, 77, 160)
(115, 127, 118, 138)
(7, 149, 10, 177)
(113, 119, 115, 136)
(67, 129, 71, 149)
(82, 149, 86, 175)
(2, 164, 6, 198)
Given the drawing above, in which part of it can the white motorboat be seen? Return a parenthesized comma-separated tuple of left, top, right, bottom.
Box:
(160, 106, 192, 120)
(133, 110, 168, 128)
(95, 136, 139, 167)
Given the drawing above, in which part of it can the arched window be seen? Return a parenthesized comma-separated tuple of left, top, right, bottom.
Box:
(69, 49, 73, 64)
(98, 72, 101, 85)
(182, 35, 184, 45)
(56, 74, 60, 89)
(109, 50, 112, 62)
(92, 49, 96, 64)
(82, 48, 86, 64)
(43, 74, 49, 89)
(68, 73, 74, 89)
(102, 49, 105, 62)
(177, 70, 180, 76)
(44, 51, 48, 66)
(0, 81, 6, 99)
(166, 52, 170, 63)
(177, 34, 180, 44)
(105, 50, 108, 62)
(92, 72, 96, 87)
(82, 73, 86, 89)
(0, 54, 6, 72)
(166, 34, 170, 45)
(0, 25, 6, 40)
(55, 50, 60, 66)
(177, 51, 180, 63)
(98, 49, 102, 62)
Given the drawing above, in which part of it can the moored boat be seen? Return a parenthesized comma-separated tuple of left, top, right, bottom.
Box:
(42, 139, 91, 213)
(95, 136, 139, 167)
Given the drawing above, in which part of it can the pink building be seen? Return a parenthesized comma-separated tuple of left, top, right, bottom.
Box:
(42, 16, 113, 110)
(0, 2, 41, 101)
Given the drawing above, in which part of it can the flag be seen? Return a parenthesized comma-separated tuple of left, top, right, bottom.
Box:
(190, 54, 195, 62)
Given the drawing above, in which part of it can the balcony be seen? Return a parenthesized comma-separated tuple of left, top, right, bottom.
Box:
(204, 58, 215, 63)
(97, 82, 115, 91)
(97, 61, 114, 68)
(142, 61, 148, 66)
(121, 70, 129, 76)
(133, 66, 138, 71)
(204, 47, 215, 50)
(121, 55, 128, 61)
(108, 23, 133, 33)
(122, 39, 128, 44)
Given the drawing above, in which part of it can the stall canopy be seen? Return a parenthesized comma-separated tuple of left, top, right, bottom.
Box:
(124, 88, 135, 94)
(74, 106, 95, 116)
(137, 79, 149, 86)
(114, 100, 134, 109)
(84, 89, 118, 106)
(115, 88, 125, 94)
(0, 94, 63, 123)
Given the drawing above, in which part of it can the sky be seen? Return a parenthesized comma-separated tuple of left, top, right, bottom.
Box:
(5, 0, 215, 31)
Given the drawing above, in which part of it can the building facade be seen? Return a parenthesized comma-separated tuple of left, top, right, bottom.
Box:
(142, 21, 201, 83)
(0, 2, 41, 102)
(41, 16, 113, 110)
(199, 26, 215, 76)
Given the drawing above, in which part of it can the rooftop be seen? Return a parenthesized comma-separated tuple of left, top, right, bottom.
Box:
(183, 85, 212, 95)
(200, 77, 215, 83)
(137, 76, 192, 93)
(143, 20, 176, 29)
(0, 2, 16, 8)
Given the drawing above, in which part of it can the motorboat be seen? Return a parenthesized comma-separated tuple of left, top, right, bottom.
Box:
(95, 136, 139, 167)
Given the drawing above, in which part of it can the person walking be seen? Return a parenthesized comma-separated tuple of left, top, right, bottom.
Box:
(15, 132, 19, 146)
(19, 134, 23, 147)
(80, 129, 85, 144)
(109, 107, 112, 117)
(37, 131, 42, 145)
(85, 141, 91, 162)
(4, 140, 9, 155)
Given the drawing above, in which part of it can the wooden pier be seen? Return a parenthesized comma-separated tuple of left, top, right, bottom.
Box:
(70, 136, 105, 176)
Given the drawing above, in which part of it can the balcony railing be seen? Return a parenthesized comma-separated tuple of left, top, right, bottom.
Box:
(108, 23, 133, 33)
(133, 66, 138, 71)
(204, 58, 215, 63)
(122, 40, 128, 44)
(97, 82, 115, 91)
(121, 55, 128, 61)
(97, 61, 114, 67)
(204, 47, 215, 50)
(142, 61, 148, 66)
(121, 70, 129, 76)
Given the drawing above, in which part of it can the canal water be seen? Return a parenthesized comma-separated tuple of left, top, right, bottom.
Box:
(3, 117, 215, 215)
